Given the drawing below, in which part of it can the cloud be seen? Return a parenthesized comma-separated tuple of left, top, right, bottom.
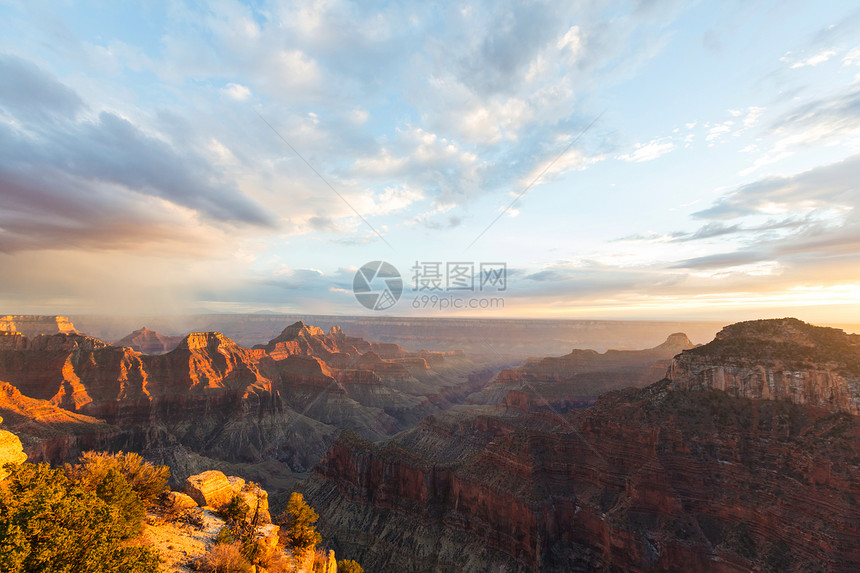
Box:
(767, 87, 860, 146)
(0, 56, 276, 253)
(222, 82, 251, 100)
(0, 54, 84, 120)
(653, 155, 860, 280)
(617, 138, 675, 162)
(844, 47, 860, 66)
(781, 49, 836, 68)
(694, 154, 860, 220)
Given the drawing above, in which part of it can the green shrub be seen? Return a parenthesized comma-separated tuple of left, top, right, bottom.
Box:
(65, 451, 169, 505)
(0, 462, 161, 572)
(765, 540, 792, 572)
(219, 494, 250, 524)
(95, 468, 145, 538)
(214, 525, 237, 546)
(337, 558, 364, 573)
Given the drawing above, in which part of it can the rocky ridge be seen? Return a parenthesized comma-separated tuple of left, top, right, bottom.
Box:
(0, 321, 488, 493)
(468, 332, 695, 410)
(670, 318, 860, 414)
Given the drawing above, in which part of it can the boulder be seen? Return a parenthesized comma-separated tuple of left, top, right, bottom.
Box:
(182, 470, 234, 508)
(0, 417, 27, 480)
(163, 490, 198, 510)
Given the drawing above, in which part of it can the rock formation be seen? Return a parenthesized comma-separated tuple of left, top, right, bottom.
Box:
(0, 321, 487, 498)
(114, 327, 184, 354)
(183, 470, 237, 508)
(0, 315, 78, 337)
(0, 415, 27, 479)
(303, 319, 860, 572)
(670, 318, 860, 414)
(0, 380, 119, 463)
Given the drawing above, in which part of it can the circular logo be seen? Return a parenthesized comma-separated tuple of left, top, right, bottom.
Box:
(353, 261, 402, 311)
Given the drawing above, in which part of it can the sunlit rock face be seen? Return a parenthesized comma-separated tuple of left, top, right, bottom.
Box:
(0, 380, 122, 464)
(0, 415, 28, 479)
(670, 318, 860, 414)
(0, 315, 78, 337)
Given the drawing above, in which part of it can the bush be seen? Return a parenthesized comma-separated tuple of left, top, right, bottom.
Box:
(337, 559, 364, 573)
(196, 542, 253, 573)
(214, 525, 237, 546)
(262, 552, 292, 573)
(65, 451, 169, 505)
(96, 468, 146, 538)
(219, 494, 250, 524)
(274, 492, 322, 553)
(0, 462, 161, 572)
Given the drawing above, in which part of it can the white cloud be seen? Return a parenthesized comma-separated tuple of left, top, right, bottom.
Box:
(843, 47, 860, 66)
(706, 121, 733, 142)
(557, 25, 583, 63)
(617, 139, 675, 162)
(782, 49, 836, 68)
(222, 82, 251, 100)
(743, 106, 765, 127)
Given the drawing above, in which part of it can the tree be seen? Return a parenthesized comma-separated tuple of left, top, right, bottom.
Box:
(276, 492, 321, 553)
(0, 462, 161, 572)
(337, 559, 364, 573)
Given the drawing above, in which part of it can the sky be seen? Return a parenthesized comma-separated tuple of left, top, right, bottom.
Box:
(2, 0, 860, 323)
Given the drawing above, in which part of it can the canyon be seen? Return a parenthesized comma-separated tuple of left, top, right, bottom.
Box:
(2, 315, 859, 571)
(0, 318, 493, 496)
(302, 318, 860, 572)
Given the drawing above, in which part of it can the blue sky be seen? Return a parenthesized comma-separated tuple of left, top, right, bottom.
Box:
(2, 0, 860, 322)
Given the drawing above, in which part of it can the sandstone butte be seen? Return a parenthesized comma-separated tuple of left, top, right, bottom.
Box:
(303, 318, 860, 573)
(114, 327, 185, 355)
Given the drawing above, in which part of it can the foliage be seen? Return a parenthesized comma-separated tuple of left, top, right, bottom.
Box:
(0, 462, 161, 572)
(65, 450, 169, 505)
(196, 542, 253, 573)
(275, 492, 322, 553)
(214, 525, 237, 546)
(262, 552, 292, 573)
(337, 558, 364, 573)
(219, 494, 250, 524)
(96, 468, 146, 538)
